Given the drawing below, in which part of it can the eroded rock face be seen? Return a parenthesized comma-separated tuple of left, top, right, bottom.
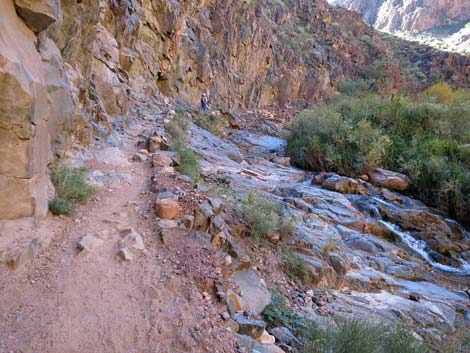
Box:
(14, 0, 57, 33)
(329, 0, 470, 53)
(0, 0, 72, 220)
(329, 0, 470, 33)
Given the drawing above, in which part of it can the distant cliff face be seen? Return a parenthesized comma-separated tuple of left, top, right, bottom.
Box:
(330, 0, 470, 32)
(330, 0, 470, 53)
(1, 0, 470, 221)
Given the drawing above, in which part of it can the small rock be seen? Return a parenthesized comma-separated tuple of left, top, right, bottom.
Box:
(270, 156, 291, 167)
(221, 311, 231, 321)
(269, 327, 301, 347)
(257, 330, 275, 344)
(409, 293, 420, 302)
(225, 319, 240, 332)
(132, 152, 148, 162)
(155, 199, 181, 219)
(234, 313, 266, 339)
(182, 215, 194, 229)
(306, 290, 314, 298)
(157, 219, 179, 228)
(77, 234, 103, 253)
(118, 248, 133, 261)
(152, 151, 180, 168)
(119, 228, 145, 250)
(225, 255, 233, 266)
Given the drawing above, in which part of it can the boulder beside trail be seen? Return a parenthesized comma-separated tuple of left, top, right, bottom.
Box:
(155, 199, 181, 219)
(230, 271, 271, 315)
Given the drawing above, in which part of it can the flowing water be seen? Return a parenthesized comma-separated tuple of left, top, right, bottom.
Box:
(381, 220, 470, 275)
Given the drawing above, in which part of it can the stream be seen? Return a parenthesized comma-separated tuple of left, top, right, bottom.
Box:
(189, 124, 470, 333)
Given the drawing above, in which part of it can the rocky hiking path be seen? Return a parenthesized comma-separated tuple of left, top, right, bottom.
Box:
(1, 103, 470, 353)
(0, 107, 237, 353)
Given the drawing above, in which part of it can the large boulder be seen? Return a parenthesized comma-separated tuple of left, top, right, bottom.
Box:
(369, 168, 411, 191)
(321, 175, 367, 195)
(14, 0, 57, 33)
(230, 271, 271, 315)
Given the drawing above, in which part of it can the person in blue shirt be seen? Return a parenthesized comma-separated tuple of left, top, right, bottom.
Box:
(201, 93, 208, 111)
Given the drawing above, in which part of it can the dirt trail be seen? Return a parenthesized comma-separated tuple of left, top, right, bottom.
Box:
(0, 115, 235, 353)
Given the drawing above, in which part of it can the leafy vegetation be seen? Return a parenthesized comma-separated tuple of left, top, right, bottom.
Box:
(262, 288, 303, 332)
(241, 191, 295, 239)
(172, 141, 201, 182)
(284, 255, 313, 285)
(194, 111, 225, 137)
(166, 111, 201, 182)
(287, 83, 470, 224)
(433, 327, 470, 353)
(49, 164, 95, 215)
(302, 319, 429, 353)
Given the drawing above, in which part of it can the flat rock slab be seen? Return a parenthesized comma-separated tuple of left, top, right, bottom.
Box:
(234, 313, 266, 339)
(230, 270, 271, 315)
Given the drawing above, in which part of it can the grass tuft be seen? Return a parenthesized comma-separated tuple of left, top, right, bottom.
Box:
(49, 164, 95, 215)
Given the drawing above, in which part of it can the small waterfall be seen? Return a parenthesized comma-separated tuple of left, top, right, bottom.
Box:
(381, 220, 470, 275)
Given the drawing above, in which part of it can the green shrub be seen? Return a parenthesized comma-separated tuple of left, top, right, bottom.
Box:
(302, 317, 383, 353)
(194, 111, 225, 137)
(301, 319, 428, 353)
(337, 79, 373, 96)
(49, 164, 95, 215)
(287, 89, 470, 225)
(262, 288, 303, 332)
(285, 255, 313, 285)
(165, 111, 202, 182)
(48, 197, 72, 216)
(241, 192, 295, 239)
(173, 141, 202, 182)
(383, 326, 429, 353)
(286, 108, 388, 174)
(166, 110, 190, 144)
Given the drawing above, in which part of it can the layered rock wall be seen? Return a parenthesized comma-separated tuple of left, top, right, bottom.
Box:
(1, 0, 469, 222)
(0, 0, 73, 220)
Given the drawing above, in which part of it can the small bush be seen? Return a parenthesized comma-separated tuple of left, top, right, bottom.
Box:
(165, 111, 202, 182)
(48, 197, 72, 216)
(434, 327, 470, 353)
(383, 326, 429, 353)
(422, 82, 454, 104)
(194, 111, 225, 137)
(49, 164, 95, 215)
(337, 79, 373, 96)
(302, 317, 382, 353)
(285, 255, 313, 285)
(301, 318, 428, 353)
(166, 110, 190, 143)
(241, 192, 295, 239)
(173, 141, 201, 182)
(322, 239, 337, 255)
(262, 288, 303, 332)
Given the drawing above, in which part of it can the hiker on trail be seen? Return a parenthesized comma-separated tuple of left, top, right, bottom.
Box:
(201, 93, 208, 111)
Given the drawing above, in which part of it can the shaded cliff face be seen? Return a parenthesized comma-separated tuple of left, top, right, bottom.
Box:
(0, 0, 470, 221)
(329, 0, 470, 53)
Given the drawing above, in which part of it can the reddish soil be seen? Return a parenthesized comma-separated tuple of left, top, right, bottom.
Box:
(0, 122, 238, 353)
